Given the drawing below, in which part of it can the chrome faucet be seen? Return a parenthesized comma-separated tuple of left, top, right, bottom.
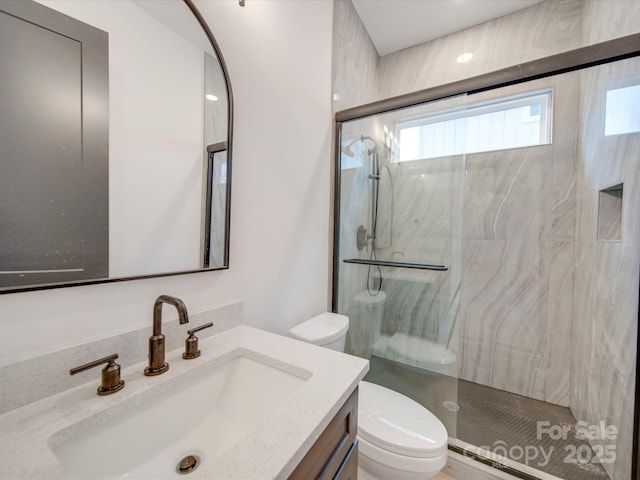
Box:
(144, 295, 189, 376)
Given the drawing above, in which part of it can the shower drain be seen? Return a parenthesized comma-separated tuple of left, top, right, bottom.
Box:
(443, 400, 460, 412)
(177, 455, 200, 474)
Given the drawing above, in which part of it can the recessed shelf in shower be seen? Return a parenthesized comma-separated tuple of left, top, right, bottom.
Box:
(597, 183, 623, 241)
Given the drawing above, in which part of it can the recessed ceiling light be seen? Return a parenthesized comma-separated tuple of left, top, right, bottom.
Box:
(456, 53, 473, 64)
(206, 94, 218, 102)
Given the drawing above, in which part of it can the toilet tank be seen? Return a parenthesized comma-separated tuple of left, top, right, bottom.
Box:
(288, 313, 349, 352)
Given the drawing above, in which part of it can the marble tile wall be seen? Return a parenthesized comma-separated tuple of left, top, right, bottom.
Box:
(582, 0, 640, 46)
(377, 0, 583, 101)
(332, 0, 381, 344)
(332, 0, 379, 111)
(456, 74, 579, 406)
(334, 0, 640, 111)
(570, 55, 640, 480)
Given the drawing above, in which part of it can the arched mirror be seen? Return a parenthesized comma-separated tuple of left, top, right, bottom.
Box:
(0, 0, 233, 293)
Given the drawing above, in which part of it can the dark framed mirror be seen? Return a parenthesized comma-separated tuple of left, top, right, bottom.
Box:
(0, 0, 233, 293)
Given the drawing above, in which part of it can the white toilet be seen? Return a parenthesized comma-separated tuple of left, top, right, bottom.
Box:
(289, 313, 448, 480)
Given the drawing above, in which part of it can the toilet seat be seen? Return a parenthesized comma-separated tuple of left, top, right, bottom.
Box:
(358, 381, 447, 459)
(358, 435, 447, 478)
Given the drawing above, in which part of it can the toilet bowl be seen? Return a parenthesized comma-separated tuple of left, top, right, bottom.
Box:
(289, 313, 448, 480)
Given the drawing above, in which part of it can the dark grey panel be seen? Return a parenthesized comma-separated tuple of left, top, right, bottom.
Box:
(0, 11, 82, 270)
(0, 1, 108, 287)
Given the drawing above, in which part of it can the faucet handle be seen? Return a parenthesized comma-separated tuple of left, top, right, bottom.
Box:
(70, 353, 125, 396)
(182, 322, 214, 360)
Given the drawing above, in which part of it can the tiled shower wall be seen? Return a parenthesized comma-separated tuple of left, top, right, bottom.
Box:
(333, 0, 587, 405)
(457, 75, 579, 407)
(332, 0, 378, 112)
(567, 5, 640, 479)
(333, 2, 640, 478)
(332, 0, 380, 334)
(570, 57, 640, 480)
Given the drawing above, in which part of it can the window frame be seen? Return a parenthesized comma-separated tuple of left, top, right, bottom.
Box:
(393, 88, 553, 162)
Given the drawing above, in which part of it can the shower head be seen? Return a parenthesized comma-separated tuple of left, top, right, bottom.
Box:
(341, 142, 356, 157)
(341, 135, 378, 157)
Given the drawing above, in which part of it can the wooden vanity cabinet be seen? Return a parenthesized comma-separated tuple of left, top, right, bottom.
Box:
(289, 387, 358, 480)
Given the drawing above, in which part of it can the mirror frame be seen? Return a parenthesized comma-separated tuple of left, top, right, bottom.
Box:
(0, 0, 233, 294)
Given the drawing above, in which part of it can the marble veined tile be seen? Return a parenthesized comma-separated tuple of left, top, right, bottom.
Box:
(577, 57, 640, 244)
(582, 0, 629, 45)
(377, 0, 582, 100)
(332, 0, 378, 111)
(543, 241, 574, 406)
(378, 31, 466, 100)
(459, 239, 548, 400)
(393, 156, 461, 241)
(463, 146, 552, 240)
(626, 0, 640, 37)
(571, 241, 639, 480)
(462, 0, 582, 80)
(550, 73, 579, 240)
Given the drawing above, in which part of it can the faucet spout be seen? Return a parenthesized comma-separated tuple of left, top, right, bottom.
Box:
(145, 295, 190, 376)
(152, 294, 189, 336)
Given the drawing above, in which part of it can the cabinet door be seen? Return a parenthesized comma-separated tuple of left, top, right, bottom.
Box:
(289, 388, 358, 480)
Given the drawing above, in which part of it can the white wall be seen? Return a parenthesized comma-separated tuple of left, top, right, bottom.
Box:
(0, 0, 334, 362)
(37, 0, 207, 276)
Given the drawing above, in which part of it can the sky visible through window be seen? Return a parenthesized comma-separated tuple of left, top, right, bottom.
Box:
(605, 84, 640, 136)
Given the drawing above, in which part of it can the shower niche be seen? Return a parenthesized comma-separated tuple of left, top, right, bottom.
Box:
(597, 183, 623, 241)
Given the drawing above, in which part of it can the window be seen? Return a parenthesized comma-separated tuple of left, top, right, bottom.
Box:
(396, 89, 553, 162)
(605, 84, 640, 136)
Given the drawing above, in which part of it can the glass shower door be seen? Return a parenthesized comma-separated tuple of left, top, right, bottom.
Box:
(334, 94, 467, 442)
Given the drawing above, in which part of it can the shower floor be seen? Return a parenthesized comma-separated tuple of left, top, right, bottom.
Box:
(364, 355, 610, 480)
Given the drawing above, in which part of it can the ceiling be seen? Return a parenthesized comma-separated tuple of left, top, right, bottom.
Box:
(351, 0, 543, 56)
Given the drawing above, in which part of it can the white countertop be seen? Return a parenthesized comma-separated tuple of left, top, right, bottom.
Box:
(0, 325, 369, 479)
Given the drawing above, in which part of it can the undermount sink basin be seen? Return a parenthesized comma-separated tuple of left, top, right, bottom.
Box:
(48, 350, 310, 479)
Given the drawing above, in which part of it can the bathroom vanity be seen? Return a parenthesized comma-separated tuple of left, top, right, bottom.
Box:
(290, 388, 358, 480)
(0, 323, 368, 479)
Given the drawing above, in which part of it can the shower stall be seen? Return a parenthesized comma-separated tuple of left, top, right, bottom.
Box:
(332, 48, 640, 480)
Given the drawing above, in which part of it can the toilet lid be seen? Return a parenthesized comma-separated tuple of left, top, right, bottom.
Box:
(358, 381, 448, 458)
(288, 313, 349, 345)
